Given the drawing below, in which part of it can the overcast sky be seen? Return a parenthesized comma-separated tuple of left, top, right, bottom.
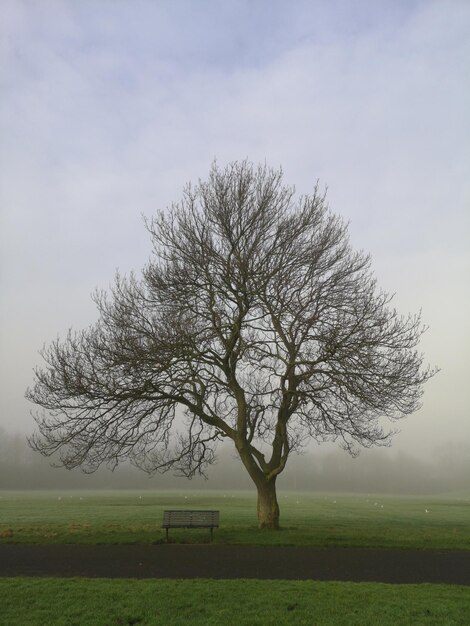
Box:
(1, 0, 469, 461)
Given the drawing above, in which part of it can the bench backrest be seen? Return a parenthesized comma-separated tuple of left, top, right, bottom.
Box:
(162, 510, 219, 528)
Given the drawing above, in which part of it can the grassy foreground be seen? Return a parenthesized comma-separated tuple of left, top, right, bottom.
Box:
(1, 491, 469, 625)
(1, 489, 469, 549)
(1, 577, 470, 625)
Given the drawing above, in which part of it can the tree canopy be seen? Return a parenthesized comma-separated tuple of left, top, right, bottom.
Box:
(27, 161, 435, 527)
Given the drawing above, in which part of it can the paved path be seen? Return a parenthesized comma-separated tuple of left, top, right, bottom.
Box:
(1, 545, 469, 584)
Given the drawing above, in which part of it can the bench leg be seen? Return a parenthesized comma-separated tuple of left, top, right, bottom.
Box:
(210, 527, 213, 543)
(166, 528, 169, 543)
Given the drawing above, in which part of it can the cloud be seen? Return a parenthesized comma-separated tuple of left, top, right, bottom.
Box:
(0, 0, 468, 457)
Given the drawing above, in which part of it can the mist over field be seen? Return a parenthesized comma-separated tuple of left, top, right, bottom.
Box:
(1, 427, 468, 495)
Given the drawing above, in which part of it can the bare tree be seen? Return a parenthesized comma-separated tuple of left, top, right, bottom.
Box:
(27, 161, 435, 528)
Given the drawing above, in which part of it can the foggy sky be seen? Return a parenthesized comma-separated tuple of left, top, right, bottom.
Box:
(1, 0, 469, 463)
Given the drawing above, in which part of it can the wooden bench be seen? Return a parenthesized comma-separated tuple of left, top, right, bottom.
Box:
(162, 510, 219, 542)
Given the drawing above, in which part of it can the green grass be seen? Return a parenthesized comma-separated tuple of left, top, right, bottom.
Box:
(1, 491, 469, 624)
(1, 577, 470, 625)
(1, 489, 469, 549)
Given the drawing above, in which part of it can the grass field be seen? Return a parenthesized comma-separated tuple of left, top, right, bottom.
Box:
(1, 490, 469, 624)
(1, 577, 470, 625)
(1, 489, 469, 549)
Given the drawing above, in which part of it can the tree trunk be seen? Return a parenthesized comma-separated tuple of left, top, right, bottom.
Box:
(234, 440, 281, 529)
(256, 477, 280, 529)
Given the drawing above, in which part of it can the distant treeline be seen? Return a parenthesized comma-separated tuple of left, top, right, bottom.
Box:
(0, 427, 469, 494)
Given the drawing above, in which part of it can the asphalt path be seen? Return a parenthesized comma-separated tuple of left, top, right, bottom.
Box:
(1, 544, 469, 584)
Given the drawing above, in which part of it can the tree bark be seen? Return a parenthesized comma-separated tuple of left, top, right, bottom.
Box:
(235, 440, 281, 529)
(256, 477, 280, 529)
